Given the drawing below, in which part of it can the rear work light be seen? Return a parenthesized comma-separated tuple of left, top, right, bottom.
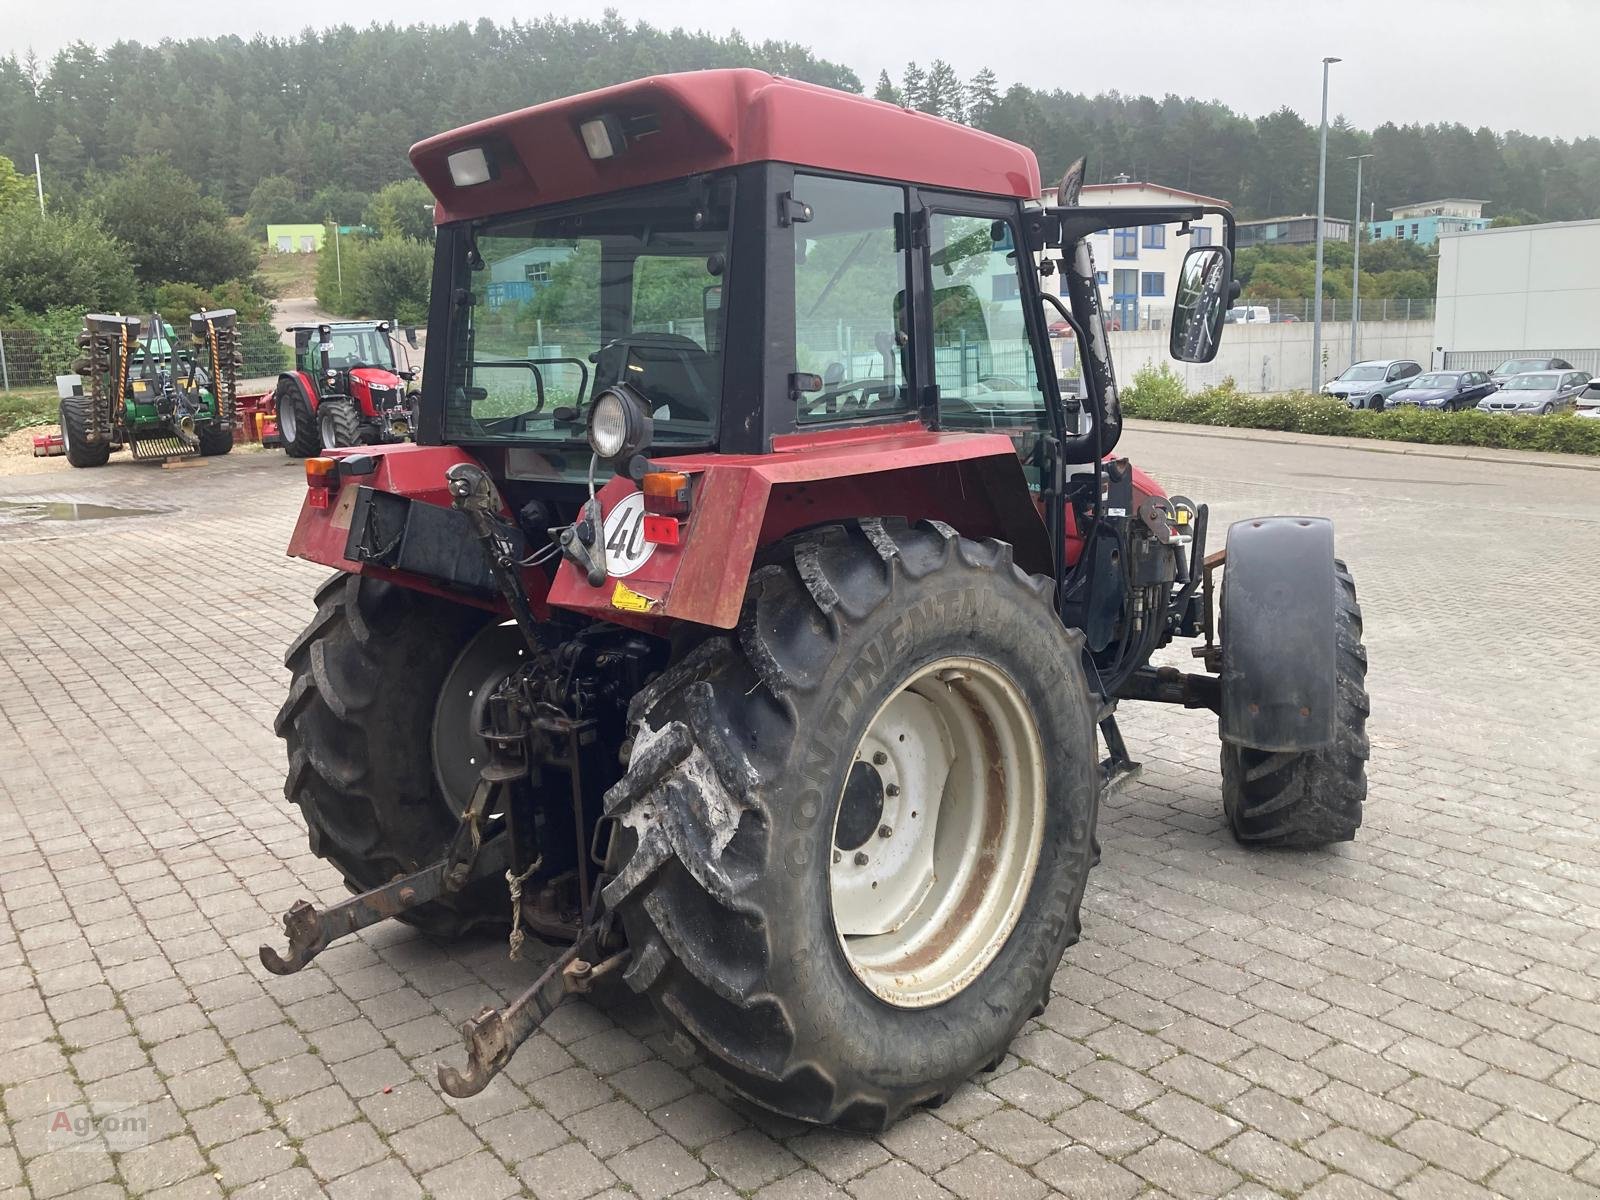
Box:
(579, 115, 628, 160)
(446, 146, 494, 187)
(305, 457, 338, 509)
(641, 470, 691, 516)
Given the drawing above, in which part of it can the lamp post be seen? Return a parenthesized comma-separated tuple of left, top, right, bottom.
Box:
(1348, 153, 1373, 364)
(1311, 55, 1341, 391)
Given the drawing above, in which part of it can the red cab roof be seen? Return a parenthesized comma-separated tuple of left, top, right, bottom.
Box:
(411, 69, 1042, 222)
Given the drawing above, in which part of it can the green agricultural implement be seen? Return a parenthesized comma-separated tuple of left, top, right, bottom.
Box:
(58, 310, 241, 468)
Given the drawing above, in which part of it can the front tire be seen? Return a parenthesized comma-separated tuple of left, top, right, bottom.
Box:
(275, 573, 505, 935)
(197, 421, 234, 456)
(1221, 560, 1369, 847)
(319, 399, 361, 449)
(60, 398, 111, 468)
(604, 519, 1098, 1128)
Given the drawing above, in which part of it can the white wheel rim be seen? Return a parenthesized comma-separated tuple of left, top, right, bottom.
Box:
(279, 396, 297, 442)
(320, 408, 337, 448)
(830, 656, 1046, 1008)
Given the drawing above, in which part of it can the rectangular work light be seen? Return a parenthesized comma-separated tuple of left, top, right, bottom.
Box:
(446, 146, 494, 187)
(579, 115, 628, 160)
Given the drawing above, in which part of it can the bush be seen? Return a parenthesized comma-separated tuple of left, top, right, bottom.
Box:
(0, 208, 138, 313)
(317, 232, 430, 323)
(1120, 384, 1600, 456)
(1, 305, 89, 379)
(94, 158, 257, 290)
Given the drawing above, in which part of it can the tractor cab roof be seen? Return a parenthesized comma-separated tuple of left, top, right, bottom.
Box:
(410, 68, 1042, 223)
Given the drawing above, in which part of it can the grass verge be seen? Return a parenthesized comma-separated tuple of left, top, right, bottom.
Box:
(0, 387, 59, 437)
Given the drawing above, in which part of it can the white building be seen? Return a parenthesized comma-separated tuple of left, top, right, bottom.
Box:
(1434, 219, 1600, 372)
(1040, 179, 1230, 333)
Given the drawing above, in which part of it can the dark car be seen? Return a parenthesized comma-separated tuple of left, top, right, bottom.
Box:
(1478, 370, 1592, 415)
(1387, 370, 1498, 411)
(1489, 356, 1575, 387)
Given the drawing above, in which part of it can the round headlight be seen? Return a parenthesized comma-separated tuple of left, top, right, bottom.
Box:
(587, 385, 652, 462)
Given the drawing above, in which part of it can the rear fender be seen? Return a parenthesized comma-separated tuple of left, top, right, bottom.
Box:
(1219, 516, 1338, 752)
(286, 442, 533, 615)
(545, 424, 1052, 630)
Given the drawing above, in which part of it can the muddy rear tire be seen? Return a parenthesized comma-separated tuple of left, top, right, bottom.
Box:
(604, 519, 1098, 1129)
(275, 573, 505, 936)
(276, 378, 321, 458)
(1221, 560, 1369, 846)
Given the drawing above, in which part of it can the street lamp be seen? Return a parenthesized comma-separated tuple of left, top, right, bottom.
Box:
(1311, 55, 1341, 391)
(1348, 153, 1374, 364)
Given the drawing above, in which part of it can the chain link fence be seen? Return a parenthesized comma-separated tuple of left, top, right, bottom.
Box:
(0, 321, 290, 392)
(1226, 298, 1435, 324)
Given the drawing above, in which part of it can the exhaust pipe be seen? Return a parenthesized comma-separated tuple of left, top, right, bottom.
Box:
(175, 414, 199, 447)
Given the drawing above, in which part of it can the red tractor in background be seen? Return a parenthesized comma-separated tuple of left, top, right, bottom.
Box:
(260, 71, 1369, 1131)
(269, 320, 421, 454)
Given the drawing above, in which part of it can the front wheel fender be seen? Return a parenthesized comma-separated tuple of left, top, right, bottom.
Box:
(1218, 516, 1338, 752)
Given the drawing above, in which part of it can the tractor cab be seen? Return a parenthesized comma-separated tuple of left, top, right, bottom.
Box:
(267, 70, 1368, 1127)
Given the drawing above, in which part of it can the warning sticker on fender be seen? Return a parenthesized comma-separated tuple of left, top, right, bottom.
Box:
(611, 581, 656, 613)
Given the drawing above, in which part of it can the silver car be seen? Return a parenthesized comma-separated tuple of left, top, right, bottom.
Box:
(1478, 370, 1592, 415)
(1489, 356, 1575, 387)
(1322, 359, 1423, 409)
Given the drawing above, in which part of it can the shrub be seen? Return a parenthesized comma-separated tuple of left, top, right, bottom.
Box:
(0, 208, 138, 314)
(1119, 385, 1600, 456)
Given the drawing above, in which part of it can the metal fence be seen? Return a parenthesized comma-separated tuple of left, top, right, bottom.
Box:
(1442, 348, 1600, 375)
(1228, 298, 1435, 324)
(0, 325, 291, 391)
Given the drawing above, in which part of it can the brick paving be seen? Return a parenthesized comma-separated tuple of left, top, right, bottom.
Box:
(2, 429, 1598, 1198)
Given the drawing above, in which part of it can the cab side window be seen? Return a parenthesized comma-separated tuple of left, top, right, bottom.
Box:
(928, 213, 1048, 427)
(791, 175, 913, 424)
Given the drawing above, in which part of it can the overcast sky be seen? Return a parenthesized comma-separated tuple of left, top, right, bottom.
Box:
(7, 0, 1596, 142)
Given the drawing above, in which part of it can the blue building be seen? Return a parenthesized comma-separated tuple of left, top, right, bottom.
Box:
(1369, 199, 1489, 247)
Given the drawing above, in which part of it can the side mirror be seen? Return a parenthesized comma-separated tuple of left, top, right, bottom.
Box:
(1169, 246, 1232, 364)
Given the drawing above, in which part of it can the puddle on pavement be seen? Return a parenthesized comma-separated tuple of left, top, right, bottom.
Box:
(0, 499, 164, 525)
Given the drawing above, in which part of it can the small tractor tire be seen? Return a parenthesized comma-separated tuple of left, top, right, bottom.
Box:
(276, 379, 321, 458)
(604, 519, 1098, 1128)
(319, 399, 361, 449)
(1221, 560, 1369, 847)
(196, 421, 234, 457)
(275, 573, 506, 937)
(59, 397, 111, 468)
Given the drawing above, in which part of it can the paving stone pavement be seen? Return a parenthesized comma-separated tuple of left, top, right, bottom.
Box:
(2, 429, 1598, 1199)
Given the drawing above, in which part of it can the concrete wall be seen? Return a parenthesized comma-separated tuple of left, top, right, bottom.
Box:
(1435, 220, 1600, 353)
(1055, 320, 1436, 394)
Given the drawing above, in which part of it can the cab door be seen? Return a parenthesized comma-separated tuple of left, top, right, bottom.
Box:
(911, 190, 1061, 492)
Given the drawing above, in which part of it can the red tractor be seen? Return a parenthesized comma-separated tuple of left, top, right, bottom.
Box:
(270, 320, 420, 454)
(262, 71, 1369, 1129)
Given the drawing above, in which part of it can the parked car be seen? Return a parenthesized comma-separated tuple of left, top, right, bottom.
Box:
(1577, 379, 1600, 420)
(1225, 305, 1271, 324)
(1479, 370, 1593, 415)
(1387, 370, 1498, 411)
(1322, 359, 1423, 409)
(1489, 356, 1574, 387)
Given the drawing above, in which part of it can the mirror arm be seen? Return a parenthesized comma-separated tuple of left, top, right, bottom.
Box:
(1056, 238, 1122, 461)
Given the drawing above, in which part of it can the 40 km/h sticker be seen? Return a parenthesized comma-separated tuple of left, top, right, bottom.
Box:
(600, 492, 655, 577)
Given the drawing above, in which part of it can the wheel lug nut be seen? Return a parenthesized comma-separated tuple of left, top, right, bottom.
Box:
(854, 851, 869, 866)
(878, 824, 892, 838)
(872, 751, 887, 766)
(885, 783, 900, 797)
(832, 849, 841, 863)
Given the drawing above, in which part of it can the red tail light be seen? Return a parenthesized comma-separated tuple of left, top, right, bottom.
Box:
(642, 470, 691, 516)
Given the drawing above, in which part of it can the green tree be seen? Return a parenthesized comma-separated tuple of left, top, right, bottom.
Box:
(0, 154, 33, 213)
(245, 174, 304, 237)
(0, 207, 137, 312)
(900, 62, 927, 112)
(94, 158, 256, 289)
(349, 236, 431, 323)
(925, 60, 962, 121)
(1490, 209, 1542, 227)
(965, 68, 999, 127)
(309, 184, 369, 226)
(872, 70, 900, 105)
(364, 179, 435, 241)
